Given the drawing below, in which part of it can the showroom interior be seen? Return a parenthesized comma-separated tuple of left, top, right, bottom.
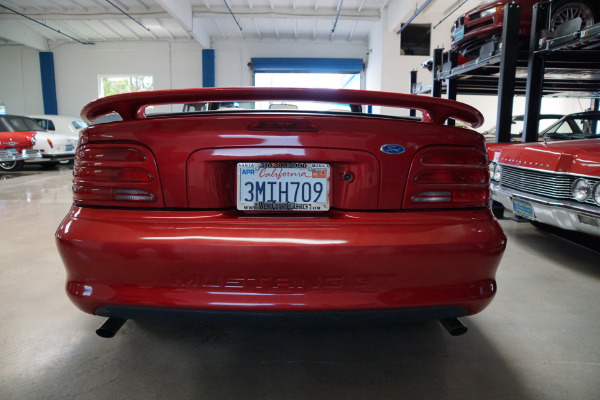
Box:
(1, 0, 599, 399)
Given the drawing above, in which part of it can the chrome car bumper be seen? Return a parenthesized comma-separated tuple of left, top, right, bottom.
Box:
(0, 149, 42, 162)
(491, 183, 600, 236)
(0, 150, 21, 162)
(25, 152, 74, 163)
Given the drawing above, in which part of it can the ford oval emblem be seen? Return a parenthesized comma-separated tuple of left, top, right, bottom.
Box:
(380, 144, 406, 155)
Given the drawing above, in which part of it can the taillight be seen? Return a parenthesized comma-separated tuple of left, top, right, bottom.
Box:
(47, 138, 54, 148)
(73, 144, 163, 207)
(403, 146, 489, 209)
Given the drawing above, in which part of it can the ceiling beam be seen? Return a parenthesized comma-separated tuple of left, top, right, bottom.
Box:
(386, 0, 420, 32)
(0, 20, 49, 51)
(0, 7, 380, 22)
(156, 0, 210, 47)
(193, 7, 379, 21)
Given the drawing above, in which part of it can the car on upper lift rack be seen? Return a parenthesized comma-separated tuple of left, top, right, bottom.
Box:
(451, 0, 600, 59)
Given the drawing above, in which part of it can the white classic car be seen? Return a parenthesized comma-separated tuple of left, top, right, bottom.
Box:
(28, 115, 84, 167)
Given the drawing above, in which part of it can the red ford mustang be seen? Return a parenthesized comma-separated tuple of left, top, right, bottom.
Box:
(55, 87, 506, 337)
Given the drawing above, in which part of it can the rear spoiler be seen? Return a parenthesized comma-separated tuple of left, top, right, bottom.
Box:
(81, 87, 484, 129)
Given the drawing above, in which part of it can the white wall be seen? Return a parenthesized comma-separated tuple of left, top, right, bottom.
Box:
(51, 41, 204, 117)
(0, 41, 203, 118)
(0, 45, 44, 116)
(1, 39, 367, 118)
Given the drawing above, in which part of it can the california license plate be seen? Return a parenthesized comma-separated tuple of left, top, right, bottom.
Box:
(513, 198, 534, 220)
(237, 162, 330, 211)
(7, 147, 18, 155)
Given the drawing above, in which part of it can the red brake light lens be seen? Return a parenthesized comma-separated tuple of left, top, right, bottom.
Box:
(420, 148, 487, 166)
(414, 169, 488, 184)
(76, 147, 147, 162)
(73, 144, 163, 207)
(404, 146, 489, 209)
(74, 166, 153, 182)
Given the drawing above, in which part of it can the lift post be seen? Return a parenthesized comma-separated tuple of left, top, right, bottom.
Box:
(495, 3, 522, 143)
(523, 2, 550, 142)
(432, 48, 443, 98)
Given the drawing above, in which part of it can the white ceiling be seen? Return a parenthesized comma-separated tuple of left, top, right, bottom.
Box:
(0, 0, 481, 50)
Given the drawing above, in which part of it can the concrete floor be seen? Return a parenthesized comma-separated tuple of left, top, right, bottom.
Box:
(1, 165, 599, 400)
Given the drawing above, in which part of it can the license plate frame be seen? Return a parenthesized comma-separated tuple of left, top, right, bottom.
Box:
(512, 198, 535, 220)
(237, 162, 330, 211)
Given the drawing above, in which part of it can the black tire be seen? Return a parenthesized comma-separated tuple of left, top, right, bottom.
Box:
(40, 161, 59, 169)
(550, 1, 599, 31)
(491, 200, 505, 219)
(0, 160, 24, 171)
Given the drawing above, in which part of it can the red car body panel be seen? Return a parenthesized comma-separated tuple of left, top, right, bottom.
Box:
(487, 140, 600, 176)
(488, 139, 600, 236)
(451, 0, 537, 57)
(56, 87, 506, 323)
(59, 207, 505, 315)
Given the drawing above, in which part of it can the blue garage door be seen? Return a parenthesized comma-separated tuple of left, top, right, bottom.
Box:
(251, 58, 364, 73)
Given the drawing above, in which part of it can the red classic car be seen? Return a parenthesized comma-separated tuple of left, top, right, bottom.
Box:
(55, 87, 506, 337)
(451, 0, 599, 58)
(0, 128, 40, 171)
(488, 138, 600, 236)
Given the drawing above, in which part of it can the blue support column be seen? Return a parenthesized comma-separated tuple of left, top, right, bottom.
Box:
(39, 52, 58, 115)
(202, 49, 215, 87)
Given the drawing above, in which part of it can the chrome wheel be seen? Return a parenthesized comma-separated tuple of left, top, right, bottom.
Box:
(551, 2, 596, 31)
(0, 160, 23, 171)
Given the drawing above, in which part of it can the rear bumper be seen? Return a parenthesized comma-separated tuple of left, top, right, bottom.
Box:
(56, 206, 506, 318)
(26, 152, 74, 163)
(0, 150, 22, 162)
(0, 149, 41, 162)
(95, 305, 468, 326)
